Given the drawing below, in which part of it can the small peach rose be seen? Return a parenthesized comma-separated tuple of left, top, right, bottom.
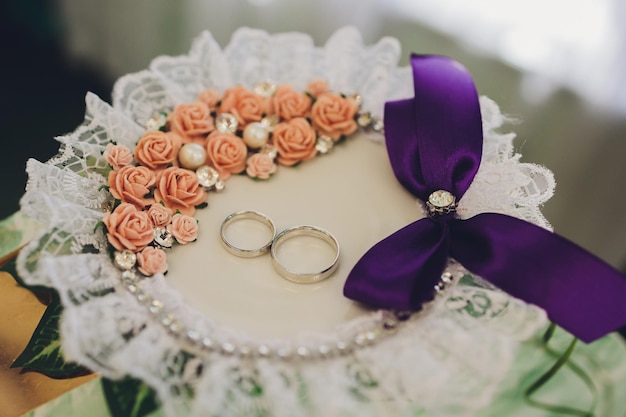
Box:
(147, 203, 173, 227)
(273, 118, 317, 166)
(306, 79, 330, 97)
(134, 131, 181, 170)
(197, 89, 221, 112)
(246, 153, 277, 179)
(137, 246, 168, 276)
(103, 203, 154, 252)
(168, 213, 198, 244)
(108, 165, 156, 209)
(169, 102, 215, 145)
(310, 92, 359, 140)
(154, 167, 207, 216)
(269, 84, 311, 120)
(103, 143, 133, 170)
(205, 131, 247, 179)
(218, 85, 265, 127)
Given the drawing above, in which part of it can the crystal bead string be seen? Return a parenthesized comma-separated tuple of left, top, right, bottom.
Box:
(117, 268, 459, 362)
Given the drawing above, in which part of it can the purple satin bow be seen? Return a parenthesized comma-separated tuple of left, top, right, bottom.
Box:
(344, 54, 626, 343)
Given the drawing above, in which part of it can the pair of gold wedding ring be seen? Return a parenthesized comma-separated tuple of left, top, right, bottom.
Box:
(220, 210, 340, 284)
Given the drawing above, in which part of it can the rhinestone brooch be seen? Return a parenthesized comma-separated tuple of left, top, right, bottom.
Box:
(426, 190, 457, 216)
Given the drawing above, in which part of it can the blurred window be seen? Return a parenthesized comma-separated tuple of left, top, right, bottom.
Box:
(386, 0, 625, 115)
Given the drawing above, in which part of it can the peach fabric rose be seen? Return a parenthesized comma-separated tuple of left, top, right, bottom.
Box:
(168, 213, 198, 244)
(134, 131, 181, 170)
(154, 167, 207, 216)
(306, 79, 330, 98)
(108, 165, 156, 209)
(310, 92, 359, 140)
(218, 85, 266, 127)
(269, 84, 311, 120)
(147, 203, 173, 227)
(246, 153, 277, 179)
(273, 118, 317, 166)
(103, 143, 133, 170)
(137, 246, 168, 276)
(103, 203, 154, 252)
(197, 89, 221, 112)
(169, 102, 215, 146)
(205, 131, 247, 179)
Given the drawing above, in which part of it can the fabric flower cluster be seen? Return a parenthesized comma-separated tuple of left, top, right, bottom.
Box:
(100, 79, 379, 276)
(102, 141, 203, 276)
(169, 79, 363, 178)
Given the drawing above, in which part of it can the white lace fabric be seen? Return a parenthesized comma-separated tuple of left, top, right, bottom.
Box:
(17, 27, 555, 417)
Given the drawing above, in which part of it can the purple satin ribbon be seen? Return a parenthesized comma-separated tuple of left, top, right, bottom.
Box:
(344, 54, 626, 343)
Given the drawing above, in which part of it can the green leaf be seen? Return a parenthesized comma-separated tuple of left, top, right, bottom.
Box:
(93, 220, 105, 233)
(11, 294, 90, 378)
(1, 258, 55, 298)
(0, 226, 22, 257)
(524, 323, 597, 416)
(20, 228, 76, 277)
(102, 376, 159, 417)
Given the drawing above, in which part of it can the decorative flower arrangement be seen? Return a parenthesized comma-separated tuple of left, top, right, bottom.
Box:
(100, 79, 383, 276)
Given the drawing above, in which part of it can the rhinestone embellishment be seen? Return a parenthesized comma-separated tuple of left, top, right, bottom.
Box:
(196, 165, 224, 191)
(215, 113, 239, 134)
(254, 80, 277, 97)
(260, 144, 278, 160)
(261, 115, 279, 129)
(350, 93, 363, 107)
(426, 190, 457, 216)
(114, 250, 137, 270)
(315, 136, 334, 154)
(434, 271, 455, 294)
(154, 227, 174, 248)
(145, 113, 167, 131)
(357, 112, 373, 128)
(371, 119, 384, 133)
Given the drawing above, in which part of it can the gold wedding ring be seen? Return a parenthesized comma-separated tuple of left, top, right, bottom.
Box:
(220, 211, 276, 257)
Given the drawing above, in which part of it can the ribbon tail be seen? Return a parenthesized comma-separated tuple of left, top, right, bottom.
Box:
(344, 219, 449, 310)
(450, 213, 626, 343)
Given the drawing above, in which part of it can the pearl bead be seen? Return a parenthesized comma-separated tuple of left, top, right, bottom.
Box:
(178, 143, 207, 170)
(243, 122, 269, 149)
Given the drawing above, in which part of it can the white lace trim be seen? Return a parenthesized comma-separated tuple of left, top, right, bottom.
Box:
(17, 27, 553, 417)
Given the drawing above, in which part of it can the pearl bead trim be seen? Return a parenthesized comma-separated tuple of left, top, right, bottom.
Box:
(118, 268, 459, 362)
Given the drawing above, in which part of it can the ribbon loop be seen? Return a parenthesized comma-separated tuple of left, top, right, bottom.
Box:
(345, 218, 449, 310)
(344, 54, 626, 343)
(385, 54, 483, 201)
